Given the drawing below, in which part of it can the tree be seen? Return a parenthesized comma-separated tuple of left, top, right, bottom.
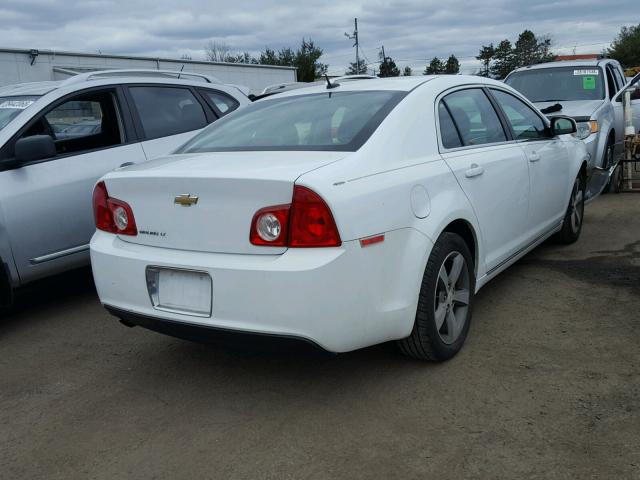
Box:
(180, 53, 192, 61)
(403, 65, 413, 76)
(476, 44, 494, 77)
(205, 40, 232, 62)
(378, 51, 400, 77)
(424, 57, 444, 75)
(444, 54, 460, 74)
(259, 39, 327, 81)
(490, 40, 516, 79)
(295, 39, 327, 81)
(513, 30, 554, 67)
(609, 24, 640, 67)
(346, 59, 368, 75)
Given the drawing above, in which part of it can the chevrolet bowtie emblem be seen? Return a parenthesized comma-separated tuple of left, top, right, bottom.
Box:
(174, 194, 199, 206)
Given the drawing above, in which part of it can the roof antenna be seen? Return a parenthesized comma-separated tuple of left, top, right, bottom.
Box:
(325, 74, 339, 89)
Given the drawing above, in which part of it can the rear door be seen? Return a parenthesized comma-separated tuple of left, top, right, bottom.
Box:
(489, 88, 570, 238)
(0, 87, 146, 282)
(125, 85, 213, 159)
(438, 87, 530, 272)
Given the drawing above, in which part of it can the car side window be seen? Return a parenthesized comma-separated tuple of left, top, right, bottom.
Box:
(438, 103, 462, 148)
(605, 66, 618, 99)
(129, 86, 207, 139)
(200, 89, 239, 115)
(491, 90, 548, 140)
(441, 89, 506, 146)
(612, 67, 626, 91)
(19, 90, 123, 157)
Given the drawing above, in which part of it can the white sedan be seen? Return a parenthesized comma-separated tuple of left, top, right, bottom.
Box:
(90, 75, 588, 361)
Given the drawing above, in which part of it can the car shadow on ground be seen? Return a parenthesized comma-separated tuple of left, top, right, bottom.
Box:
(0, 267, 96, 326)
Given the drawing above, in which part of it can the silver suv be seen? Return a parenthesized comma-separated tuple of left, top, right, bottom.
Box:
(505, 58, 631, 197)
(0, 69, 249, 307)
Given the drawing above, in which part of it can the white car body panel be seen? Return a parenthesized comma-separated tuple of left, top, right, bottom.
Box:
(90, 75, 588, 352)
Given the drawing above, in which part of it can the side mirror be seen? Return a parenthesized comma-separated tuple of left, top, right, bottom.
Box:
(550, 116, 577, 136)
(14, 135, 56, 164)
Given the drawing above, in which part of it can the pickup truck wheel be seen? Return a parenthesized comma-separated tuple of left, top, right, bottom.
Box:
(610, 163, 623, 194)
(602, 140, 615, 193)
(556, 173, 585, 244)
(397, 232, 475, 361)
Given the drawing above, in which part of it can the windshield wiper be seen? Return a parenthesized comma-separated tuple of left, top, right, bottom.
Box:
(540, 103, 563, 114)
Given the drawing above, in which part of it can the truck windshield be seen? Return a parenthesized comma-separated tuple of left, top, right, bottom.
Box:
(0, 96, 39, 131)
(178, 90, 406, 153)
(505, 67, 605, 102)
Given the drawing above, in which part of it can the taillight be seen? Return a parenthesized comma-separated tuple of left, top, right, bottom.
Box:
(289, 186, 341, 247)
(249, 185, 341, 248)
(249, 205, 290, 246)
(92, 181, 137, 236)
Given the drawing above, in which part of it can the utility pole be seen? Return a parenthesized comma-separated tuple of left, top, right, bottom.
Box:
(345, 18, 361, 74)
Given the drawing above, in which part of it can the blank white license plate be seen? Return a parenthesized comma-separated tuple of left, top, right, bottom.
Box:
(156, 269, 212, 316)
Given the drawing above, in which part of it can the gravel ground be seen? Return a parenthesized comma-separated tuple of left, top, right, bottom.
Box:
(1, 193, 639, 480)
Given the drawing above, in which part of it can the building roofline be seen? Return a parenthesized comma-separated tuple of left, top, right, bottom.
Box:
(0, 46, 297, 71)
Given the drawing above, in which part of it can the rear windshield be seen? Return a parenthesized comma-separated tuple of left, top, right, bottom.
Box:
(0, 96, 40, 131)
(178, 90, 405, 153)
(505, 67, 605, 102)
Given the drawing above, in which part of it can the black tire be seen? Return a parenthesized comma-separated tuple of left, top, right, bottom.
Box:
(610, 163, 623, 194)
(397, 232, 475, 361)
(601, 139, 615, 194)
(556, 172, 585, 244)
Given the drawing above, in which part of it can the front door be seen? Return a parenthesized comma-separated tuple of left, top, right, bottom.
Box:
(0, 88, 146, 283)
(489, 88, 571, 238)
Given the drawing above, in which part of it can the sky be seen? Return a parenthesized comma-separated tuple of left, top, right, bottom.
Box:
(0, 0, 636, 75)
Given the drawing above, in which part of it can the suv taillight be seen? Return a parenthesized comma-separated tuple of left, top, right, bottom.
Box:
(250, 185, 341, 248)
(92, 181, 138, 236)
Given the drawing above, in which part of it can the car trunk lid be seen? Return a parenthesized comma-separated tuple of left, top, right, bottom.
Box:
(103, 151, 345, 254)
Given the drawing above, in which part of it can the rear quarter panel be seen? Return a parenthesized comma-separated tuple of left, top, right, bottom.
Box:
(297, 83, 486, 280)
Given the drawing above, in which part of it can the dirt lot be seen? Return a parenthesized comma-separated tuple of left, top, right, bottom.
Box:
(1, 194, 639, 480)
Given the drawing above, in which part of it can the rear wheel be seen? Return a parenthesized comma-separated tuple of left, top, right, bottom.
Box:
(397, 232, 475, 361)
(556, 173, 585, 244)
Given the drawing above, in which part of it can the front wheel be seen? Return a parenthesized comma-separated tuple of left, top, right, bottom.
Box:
(397, 232, 475, 361)
(556, 173, 585, 244)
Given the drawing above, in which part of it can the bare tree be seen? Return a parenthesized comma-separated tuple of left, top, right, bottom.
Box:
(205, 40, 232, 62)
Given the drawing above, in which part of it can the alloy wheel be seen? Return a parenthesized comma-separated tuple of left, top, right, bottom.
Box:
(434, 251, 470, 345)
(569, 177, 584, 234)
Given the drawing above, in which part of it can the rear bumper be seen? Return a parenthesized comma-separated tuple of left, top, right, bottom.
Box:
(90, 229, 432, 352)
(105, 305, 325, 351)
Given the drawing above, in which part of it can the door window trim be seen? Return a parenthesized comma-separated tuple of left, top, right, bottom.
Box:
(123, 84, 215, 141)
(434, 85, 516, 154)
(0, 85, 136, 170)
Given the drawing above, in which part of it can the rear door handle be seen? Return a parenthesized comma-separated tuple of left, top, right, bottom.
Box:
(528, 151, 540, 162)
(465, 164, 484, 178)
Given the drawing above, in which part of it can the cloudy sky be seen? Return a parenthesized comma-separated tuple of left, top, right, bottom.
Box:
(0, 0, 635, 74)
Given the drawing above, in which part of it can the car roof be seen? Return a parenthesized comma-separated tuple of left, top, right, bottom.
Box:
(510, 58, 619, 74)
(0, 69, 249, 99)
(259, 75, 506, 99)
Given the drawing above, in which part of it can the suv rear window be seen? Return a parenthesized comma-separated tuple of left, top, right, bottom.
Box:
(505, 66, 605, 102)
(129, 86, 207, 139)
(179, 91, 405, 153)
